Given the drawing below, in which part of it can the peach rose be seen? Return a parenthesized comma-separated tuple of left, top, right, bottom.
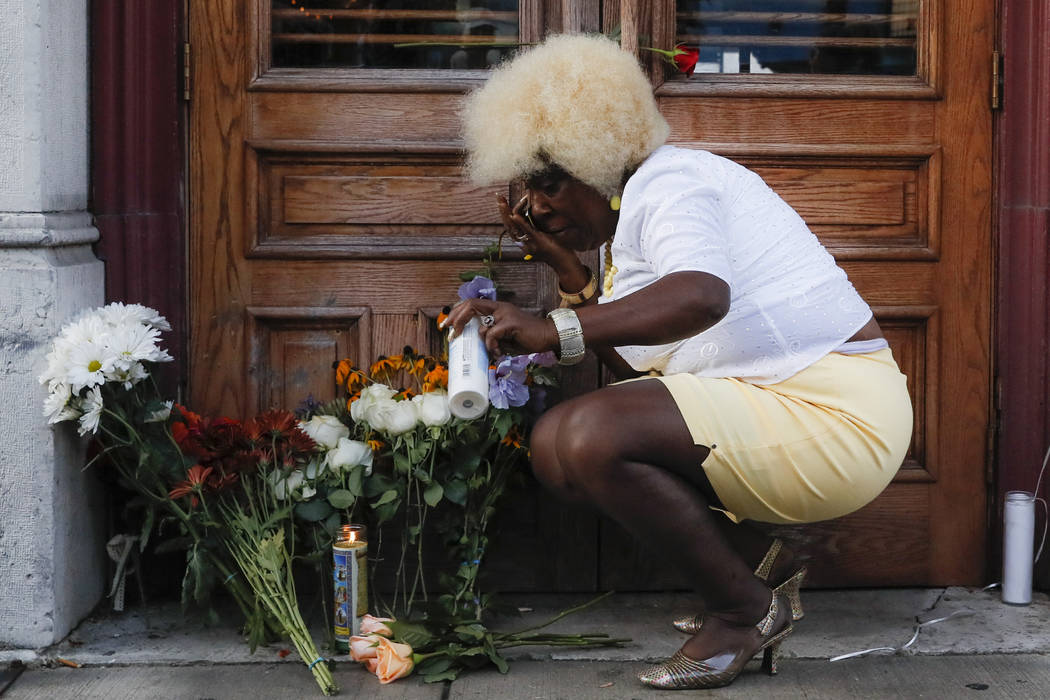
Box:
(365, 657, 379, 673)
(349, 634, 381, 662)
(373, 636, 415, 684)
(360, 614, 394, 637)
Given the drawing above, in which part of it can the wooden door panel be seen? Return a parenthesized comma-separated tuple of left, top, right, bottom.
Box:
(703, 148, 941, 259)
(659, 99, 936, 144)
(248, 148, 505, 258)
(246, 306, 371, 413)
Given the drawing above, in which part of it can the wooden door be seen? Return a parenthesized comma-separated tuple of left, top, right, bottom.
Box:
(190, 0, 992, 589)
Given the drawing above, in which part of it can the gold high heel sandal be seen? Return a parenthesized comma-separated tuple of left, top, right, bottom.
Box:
(640, 592, 793, 690)
(671, 538, 807, 633)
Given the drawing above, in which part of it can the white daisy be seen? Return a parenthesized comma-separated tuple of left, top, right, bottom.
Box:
(103, 323, 169, 372)
(66, 339, 113, 393)
(77, 387, 104, 436)
(97, 302, 172, 331)
(108, 361, 149, 390)
(43, 382, 81, 424)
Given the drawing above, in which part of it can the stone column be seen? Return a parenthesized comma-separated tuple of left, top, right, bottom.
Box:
(0, 0, 106, 647)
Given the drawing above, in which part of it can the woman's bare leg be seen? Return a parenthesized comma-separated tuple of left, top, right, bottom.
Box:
(530, 379, 780, 657)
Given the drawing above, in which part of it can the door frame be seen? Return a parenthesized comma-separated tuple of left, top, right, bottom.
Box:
(995, 0, 1050, 588)
(91, 0, 1049, 586)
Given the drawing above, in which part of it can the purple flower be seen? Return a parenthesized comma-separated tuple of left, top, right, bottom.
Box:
(458, 276, 497, 301)
(488, 356, 530, 409)
(525, 351, 557, 367)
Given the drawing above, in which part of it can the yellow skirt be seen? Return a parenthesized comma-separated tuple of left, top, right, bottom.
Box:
(647, 348, 912, 524)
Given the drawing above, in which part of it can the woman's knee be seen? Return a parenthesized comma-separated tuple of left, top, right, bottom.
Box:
(542, 396, 624, 488)
(529, 405, 572, 492)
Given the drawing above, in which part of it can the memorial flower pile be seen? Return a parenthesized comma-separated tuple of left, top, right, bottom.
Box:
(41, 267, 626, 691)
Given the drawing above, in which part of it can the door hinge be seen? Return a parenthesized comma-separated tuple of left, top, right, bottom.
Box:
(991, 51, 1004, 111)
(183, 42, 191, 102)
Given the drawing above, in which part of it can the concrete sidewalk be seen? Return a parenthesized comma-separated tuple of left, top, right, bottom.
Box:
(2, 588, 1049, 698)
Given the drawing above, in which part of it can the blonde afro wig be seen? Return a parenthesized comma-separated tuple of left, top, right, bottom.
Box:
(462, 34, 670, 198)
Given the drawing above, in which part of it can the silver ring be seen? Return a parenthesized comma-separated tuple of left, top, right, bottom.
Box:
(480, 314, 495, 327)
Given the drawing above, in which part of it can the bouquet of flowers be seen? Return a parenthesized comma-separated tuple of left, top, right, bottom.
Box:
(39, 304, 265, 631)
(303, 276, 628, 684)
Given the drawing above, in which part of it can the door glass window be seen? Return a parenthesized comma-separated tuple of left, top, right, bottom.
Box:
(675, 1, 919, 75)
(271, 1, 519, 69)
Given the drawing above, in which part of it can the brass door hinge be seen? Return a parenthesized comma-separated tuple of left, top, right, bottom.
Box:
(183, 42, 191, 101)
(992, 51, 1004, 111)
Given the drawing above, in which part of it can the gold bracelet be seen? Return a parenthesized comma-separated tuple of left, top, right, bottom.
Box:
(557, 268, 599, 307)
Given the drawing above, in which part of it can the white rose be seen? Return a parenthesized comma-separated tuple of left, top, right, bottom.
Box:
(326, 438, 374, 473)
(372, 399, 419, 436)
(299, 414, 350, 449)
(269, 469, 305, 500)
(361, 397, 395, 432)
(350, 384, 398, 424)
(413, 391, 451, 427)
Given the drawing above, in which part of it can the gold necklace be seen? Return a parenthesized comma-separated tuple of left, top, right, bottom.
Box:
(603, 240, 617, 298)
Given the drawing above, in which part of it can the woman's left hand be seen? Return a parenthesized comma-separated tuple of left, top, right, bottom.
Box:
(441, 298, 558, 357)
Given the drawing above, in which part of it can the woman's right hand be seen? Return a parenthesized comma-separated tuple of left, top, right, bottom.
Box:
(499, 195, 583, 279)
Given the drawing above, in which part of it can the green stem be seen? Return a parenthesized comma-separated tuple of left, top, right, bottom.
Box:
(501, 591, 615, 637)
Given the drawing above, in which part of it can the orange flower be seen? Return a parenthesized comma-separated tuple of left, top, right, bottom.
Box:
(436, 306, 451, 329)
(349, 634, 382, 662)
(422, 365, 448, 392)
(396, 387, 417, 400)
(367, 438, 384, 452)
(359, 614, 394, 637)
(501, 426, 524, 449)
(373, 636, 414, 684)
(371, 355, 399, 375)
(334, 359, 353, 386)
(169, 465, 214, 505)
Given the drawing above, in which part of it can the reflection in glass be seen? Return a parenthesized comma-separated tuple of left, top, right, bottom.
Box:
(271, 1, 519, 69)
(675, 1, 919, 75)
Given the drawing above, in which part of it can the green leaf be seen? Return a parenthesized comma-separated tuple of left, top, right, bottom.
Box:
(452, 445, 482, 476)
(386, 620, 436, 649)
(294, 499, 334, 522)
(327, 489, 356, 509)
(346, 467, 365, 497)
(374, 502, 399, 524)
(323, 511, 342, 538)
(484, 639, 509, 674)
(423, 481, 444, 507)
(453, 623, 486, 640)
(371, 489, 399, 508)
(444, 479, 468, 506)
(415, 656, 452, 675)
(393, 451, 413, 474)
(363, 473, 397, 498)
(139, 507, 155, 552)
(422, 669, 460, 683)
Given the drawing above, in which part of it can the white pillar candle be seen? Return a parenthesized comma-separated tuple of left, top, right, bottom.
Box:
(1002, 490, 1035, 605)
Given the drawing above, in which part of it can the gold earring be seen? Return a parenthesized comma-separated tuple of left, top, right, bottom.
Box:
(610, 195, 621, 211)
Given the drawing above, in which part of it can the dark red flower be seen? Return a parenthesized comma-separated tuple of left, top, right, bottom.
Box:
(672, 44, 699, 76)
